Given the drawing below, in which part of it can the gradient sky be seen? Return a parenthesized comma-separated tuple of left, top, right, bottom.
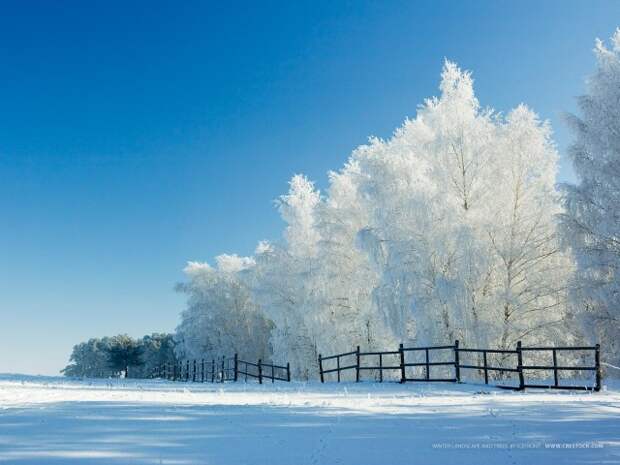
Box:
(1, 1, 618, 375)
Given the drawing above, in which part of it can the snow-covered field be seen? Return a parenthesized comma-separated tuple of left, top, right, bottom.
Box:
(0, 375, 618, 464)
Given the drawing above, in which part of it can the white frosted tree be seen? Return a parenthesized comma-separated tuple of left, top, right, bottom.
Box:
(484, 105, 574, 350)
(314, 164, 392, 354)
(561, 29, 620, 368)
(174, 256, 273, 362)
(249, 175, 323, 378)
(335, 60, 572, 351)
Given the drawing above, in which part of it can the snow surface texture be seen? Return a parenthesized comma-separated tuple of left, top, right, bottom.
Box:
(0, 375, 618, 464)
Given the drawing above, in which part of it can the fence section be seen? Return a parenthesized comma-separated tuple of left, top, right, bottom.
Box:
(401, 344, 456, 383)
(455, 342, 521, 390)
(154, 354, 291, 384)
(318, 340, 601, 391)
(520, 345, 600, 391)
(236, 358, 291, 384)
(318, 349, 359, 382)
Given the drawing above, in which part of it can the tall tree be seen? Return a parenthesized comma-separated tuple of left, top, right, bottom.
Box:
(560, 29, 620, 367)
(174, 256, 273, 363)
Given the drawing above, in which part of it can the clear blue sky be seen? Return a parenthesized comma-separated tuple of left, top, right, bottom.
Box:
(1, 1, 618, 375)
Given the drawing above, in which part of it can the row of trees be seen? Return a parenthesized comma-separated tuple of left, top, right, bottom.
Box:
(65, 30, 620, 380)
(62, 333, 176, 378)
(175, 30, 620, 378)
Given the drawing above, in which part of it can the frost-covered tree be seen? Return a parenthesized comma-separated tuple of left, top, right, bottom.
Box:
(174, 256, 273, 363)
(485, 106, 574, 349)
(62, 337, 115, 378)
(249, 176, 323, 378)
(336, 61, 572, 350)
(62, 333, 177, 378)
(561, 29, 620, 368)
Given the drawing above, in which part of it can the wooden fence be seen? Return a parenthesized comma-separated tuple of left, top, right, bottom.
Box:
(153, 354, 291, 384)
(318, 341, 602, 391)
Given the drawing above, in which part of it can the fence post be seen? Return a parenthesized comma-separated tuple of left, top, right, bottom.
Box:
(337, 355, 341, 383)
(454, 340, 460, 383)
(552, 349, 559, 388)
(318, 354, 324, 383)
(425, 348, 430, 381)
(173, 362, 177, 381)
(258, 359, 263, 384)
(595, 343, 601, 392)
(234, 353, 238, 382)
(271, 363, 275, 383)
(221, 356, 225, 383)
(211, 359, 215, 383)
(379, 353, 383, 383)
(286, 362, 291, 382)
(201, 359, 205, 383)
(185, 360, 190, 382)
(193, 360, 197, 382)
(399, 343, 405, 383)
(355, 346, 360, 383)
(483, 350, 489, 385)
(516, 341, 524, 391)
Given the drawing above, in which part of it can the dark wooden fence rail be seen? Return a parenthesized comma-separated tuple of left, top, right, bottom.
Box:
(455, 343, 520, 390)
(318, 348, 359, 382)
(154, 354, 291, 384)
(401, 343, 456, 383)
(236, 358, 291, 384)
(359, 348, 402, 382)
(520, 345, 601, 391)
(319, 341, 602, 391)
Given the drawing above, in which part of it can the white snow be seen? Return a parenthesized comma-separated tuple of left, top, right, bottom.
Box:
(0, 374, 619, 464)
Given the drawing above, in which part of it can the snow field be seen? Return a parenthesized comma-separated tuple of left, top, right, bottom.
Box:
(0, 375, 618, 464)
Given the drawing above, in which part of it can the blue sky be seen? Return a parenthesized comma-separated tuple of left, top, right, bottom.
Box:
(1, 1, 618, 375)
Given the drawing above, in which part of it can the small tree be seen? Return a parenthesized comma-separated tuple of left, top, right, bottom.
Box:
(105, 335, 144, 378)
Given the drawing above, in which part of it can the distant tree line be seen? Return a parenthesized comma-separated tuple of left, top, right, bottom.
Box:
(62, 333, 176, 378)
